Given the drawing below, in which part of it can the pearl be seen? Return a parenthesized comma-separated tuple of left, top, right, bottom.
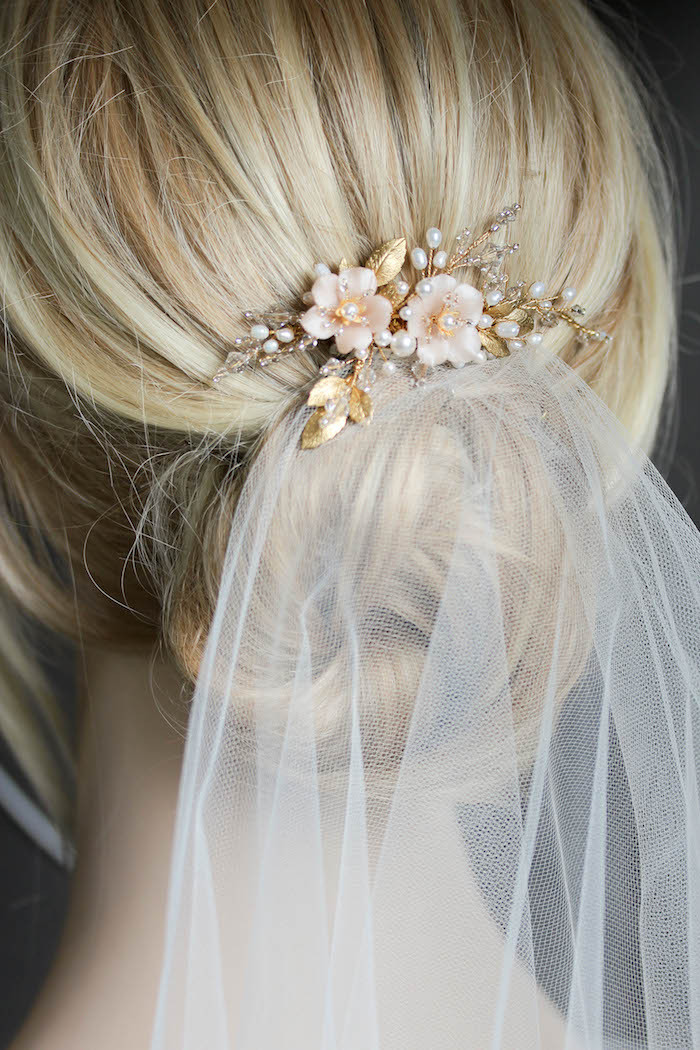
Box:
(478, 314, 494, 328)
(339, 301, 359, 320)
(416, 279, 434, 296)
(485, 290, 503, 306)
(382, 359, 397, 374)
(390, 330, 416, 357)
(250, 323, 270, 341)
(426, 227, 442, 248)
(411, 247, 428, 270)
(354, 346, 369, 360)
(375, 329, 392, 347)
(528, 281, 546, 298)
(508, 338, 525, 352)
(539, 300, 553, 310)
(314, 262, 331, 276)
(433, 250, 448, 269)
(561, 286, 577, 301)
(526, 332, 543, 346)
(275, 327, 294, 343)
(399, 305, 413, 321)
(474, 348, 488, 363)
(396, 280, 410, 296)
(495, 320, 520, 338)
(441, 313, 458, 330)
(262, 338, 279, 353)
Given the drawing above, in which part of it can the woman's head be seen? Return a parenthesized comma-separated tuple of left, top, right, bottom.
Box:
(0, 0, 677, 828)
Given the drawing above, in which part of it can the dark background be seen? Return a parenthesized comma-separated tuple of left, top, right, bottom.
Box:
(1, 0, 700, 1045)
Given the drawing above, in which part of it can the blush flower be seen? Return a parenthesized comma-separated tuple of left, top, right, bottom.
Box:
(300, 267, 393, 356)
(405, 274, 486, 367)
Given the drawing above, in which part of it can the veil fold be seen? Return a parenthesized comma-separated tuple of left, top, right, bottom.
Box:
(151, 346, 700, 1049)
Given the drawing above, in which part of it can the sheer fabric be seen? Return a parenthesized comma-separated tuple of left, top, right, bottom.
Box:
(151, 346, 700, 1049)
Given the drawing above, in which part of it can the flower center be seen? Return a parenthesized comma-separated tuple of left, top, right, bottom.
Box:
(335, 299, 364, 324)
(428, 308, 460, 337)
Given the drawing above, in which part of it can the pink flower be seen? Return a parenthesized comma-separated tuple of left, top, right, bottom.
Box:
(300, 267, 393, 356)
(406, 274, 485, 367)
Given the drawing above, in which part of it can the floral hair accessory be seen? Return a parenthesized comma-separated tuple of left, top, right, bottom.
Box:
(212, 204, 612, 449)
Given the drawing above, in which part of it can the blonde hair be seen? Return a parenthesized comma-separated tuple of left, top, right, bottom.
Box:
(0, 0, 678, 835)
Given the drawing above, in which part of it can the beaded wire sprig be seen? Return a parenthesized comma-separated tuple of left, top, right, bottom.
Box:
(212, 204, 612, 449)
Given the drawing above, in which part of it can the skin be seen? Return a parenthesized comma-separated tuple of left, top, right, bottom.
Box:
(10, 645, 187, 1050)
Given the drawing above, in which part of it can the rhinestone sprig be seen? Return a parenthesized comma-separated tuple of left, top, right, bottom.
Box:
(211, 204, 612, 448)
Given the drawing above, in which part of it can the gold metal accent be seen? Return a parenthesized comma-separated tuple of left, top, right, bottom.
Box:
(365, 238, 407, 284)
(349, 386, 373, 423)
(301, 408, 348, 448)
(307, 375, 347, 405)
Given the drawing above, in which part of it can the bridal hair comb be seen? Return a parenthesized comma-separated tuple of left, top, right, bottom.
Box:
(212, 204, 612, 448)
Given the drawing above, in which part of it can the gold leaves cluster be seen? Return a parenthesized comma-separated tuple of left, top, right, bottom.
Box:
(478, 297, 535, 358)
(301, 375, 373, 449)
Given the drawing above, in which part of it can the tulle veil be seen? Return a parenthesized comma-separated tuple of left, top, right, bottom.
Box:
(150, 344, 700, 1049)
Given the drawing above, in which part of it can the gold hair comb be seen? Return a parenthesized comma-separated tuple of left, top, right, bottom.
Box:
(212, 204, 611, 448)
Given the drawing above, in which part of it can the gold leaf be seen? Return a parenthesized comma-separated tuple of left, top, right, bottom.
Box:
(300, 408, 348, 449)
(486, 298, 520, 320)
(376, 281, 407, 309)
(338, 257, 350, 271)
(364, 237, 407, 285)
(479, 328, 510, 358)
(348, 386, 373, 424)
(510, 308, 535, 336)
(483, 304, 536, 334)
(307, 376, 347, 406)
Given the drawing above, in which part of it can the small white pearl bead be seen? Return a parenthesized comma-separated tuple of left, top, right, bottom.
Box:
(495, 320, 520, 338)
(382, 359, 397, 374)
(262, 337, 279, 353)
(478, 314, 494, 328)
(441, 313, 457, 330)
(526, 332, 543, 346)
(396, 280, 410, 296)
(390, 330, 416, 357)
(250, 323, 270, 341)
(433, 250, 448, 269)
(539, 300, 552, 310)
(314, 262, 331, 276)
(485, 290, 503, 306)
(340, 301, 359, 320)
(399, 305, 413, 321)
(426, 227, 442, 248)
(416, 279, 433, 296)
(474, 348, 488, 363)
(275, 327, 294, 342)
(561, 286, 577, 301)
(508, 338, 525, 351)
(354, 346, 368, 360)
(411, 247, 428, 270)
(528, 281, 546, 298)
(375, 329, 392, 347)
